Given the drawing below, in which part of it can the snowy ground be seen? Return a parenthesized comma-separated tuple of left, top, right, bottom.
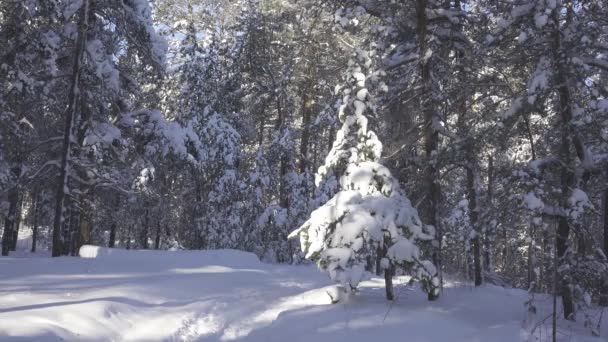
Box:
(0, 245, 606, 342)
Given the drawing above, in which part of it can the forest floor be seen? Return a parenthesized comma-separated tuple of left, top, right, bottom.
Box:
(0, 242, 606, 341)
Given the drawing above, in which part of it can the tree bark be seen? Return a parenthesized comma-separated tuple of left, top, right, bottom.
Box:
(108, 223, 117, 248)
(467, 165, 482, 286)
(77, 196, 92, 253)
(384, 264, 395, 301)
(416, 0, 441, 301)
(10, 196, 22, 251)
(1, 186, 18, 256)
(155, 221, 161, 250)
(483, 156, 494, 272)
(31, 191, 40, 253)
(51, 0, 90, 257)
(551, 9, 575, 320)
(142, 208, 149, 249)
(600, 188, 608, 306)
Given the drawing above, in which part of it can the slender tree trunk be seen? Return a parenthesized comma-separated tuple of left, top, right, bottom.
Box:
(416, 0, 441, 301)
(31, 191, 40, 253)
(375, 246, 383, 276)
(10, 196, 22, 251)
(484, 156, 494, 272)
(77, 201, 92, 252)
(550, 9, 575, 319)
(467, 163, 482, 286)
(108, 223, 117, 248)
(299, 92, 313, 173)
(155, 221, 161, 250)
(126, 224, 132, 250)
(556, 217, 574, 319)
(142, 208, 149, 249)
(68, 201, 79, 256)
(51, 0, 90, 257)
(384, 264, 395, 301)
(600, 188, 608, 306)
(527, 222, 535, 291)
(1, 187, 18, 256)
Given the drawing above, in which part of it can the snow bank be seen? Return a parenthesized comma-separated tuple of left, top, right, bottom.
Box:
(79, 245, 261, 268)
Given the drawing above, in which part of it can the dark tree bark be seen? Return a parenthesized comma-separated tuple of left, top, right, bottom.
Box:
(416, 0, 441, 301)
(76, 194, 93, 253)
(31, 191, 40, 253)
(1, 186, 18, 256)
(51, 0, 90, 257)
(384, 264, 395, 301)
(600, 188, 608, 306)
(551, 9, 576, 320)
(467, 165, 482, 286)
(375, 246, 383, 276)
(155, 221, 161, 250)
(108, 223, 117, 248)
(483, 156, 494, 271)
(10, 195, 22, 251)
(142, 208, 149, 249)
(126, 224, 132, 250)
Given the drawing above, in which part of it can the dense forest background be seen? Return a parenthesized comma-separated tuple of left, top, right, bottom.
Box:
(1, 0, 608, 321)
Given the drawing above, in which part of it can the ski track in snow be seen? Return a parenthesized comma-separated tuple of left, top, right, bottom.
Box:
(0, 247, 605, 342)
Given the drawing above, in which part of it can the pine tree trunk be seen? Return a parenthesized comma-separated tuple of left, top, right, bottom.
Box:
(527, 222, 535, 291)
(108, 223, 117, 248)
(1, 187, 18, 256)
(416, 0, 441, 301)
(483, 156, 494, 272)
(299, 93, 313, 173)
(142, 208, 149, 249)
(467, 165, 482, 286)
(384, 264, 395, 301)
(68, 202, 79, 256)
(551, 10, 575, 320)
(10, 196, 22, 251)
(51, 0, 90, 257)
(600, 188, 608, 306)
(155, 221, 161, 250)
(77, 197, 92, 253)
(31, 191, 40, 253)
(375, 246, 383, 276)
(126, 224, 132, 250)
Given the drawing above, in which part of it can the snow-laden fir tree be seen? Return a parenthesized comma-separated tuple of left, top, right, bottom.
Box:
(161, 10, 241, 249)
(289, 50, 439, 300)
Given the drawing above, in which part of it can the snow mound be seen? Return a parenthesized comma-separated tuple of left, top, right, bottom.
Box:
(79, 245, 261, 268)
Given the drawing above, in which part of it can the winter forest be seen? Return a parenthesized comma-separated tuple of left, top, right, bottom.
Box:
(1, 0, 608, 341)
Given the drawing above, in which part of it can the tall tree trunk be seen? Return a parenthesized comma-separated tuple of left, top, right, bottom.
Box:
(126, 224, 132, 250)
(416, 0, 441, 301)
(77, 196, 92, 253)
(108, 223, 117, 248)
(551, 9, 576, 320)
(375, 246, 383, 276)
(1, 186, 18, 256)
(299, 92, 313, 173)
(600, 188, 608, 306)
(51, 0, 90, 257)
(467, 164, 482, 286)
(527, 221, 536, 291)
(155, 221, 161, 250)
(31, 190, 40, 253)
(384, 263, 395, 301)
(68, 201, 79, 256)
(484, 156, 494, 271)
(10, 195, 22, 251)
(142, 208, 149, 249)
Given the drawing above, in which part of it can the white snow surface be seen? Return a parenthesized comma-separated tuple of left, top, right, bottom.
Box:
(0, 246, 604, 342)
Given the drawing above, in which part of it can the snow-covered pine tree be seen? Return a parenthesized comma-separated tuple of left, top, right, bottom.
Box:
(289, 50, 439, 300)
